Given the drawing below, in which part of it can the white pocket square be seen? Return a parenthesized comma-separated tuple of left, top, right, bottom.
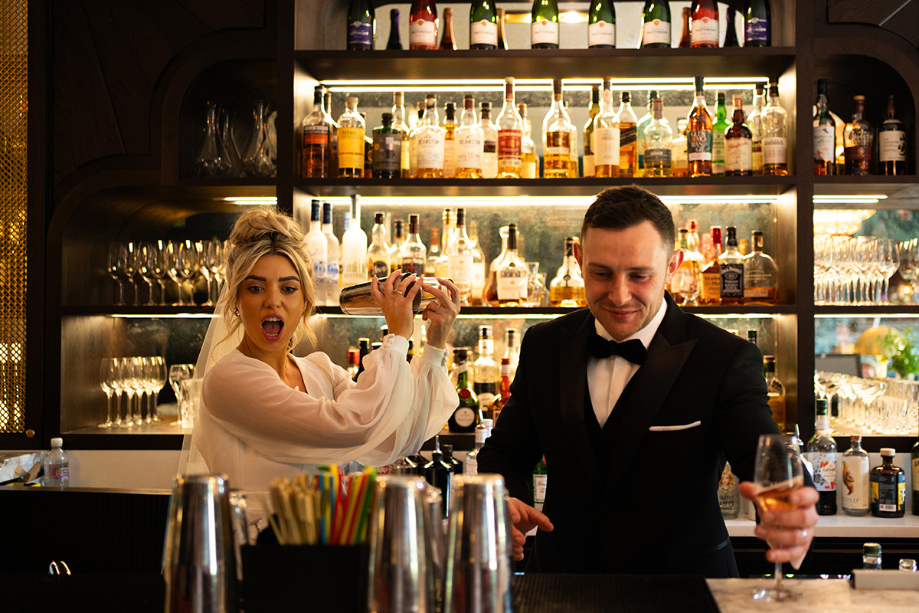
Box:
(648, 421, 702, 432)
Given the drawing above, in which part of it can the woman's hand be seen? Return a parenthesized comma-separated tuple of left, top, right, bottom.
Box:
(370, 272, 420, 340)
(420, 278, 460, 349)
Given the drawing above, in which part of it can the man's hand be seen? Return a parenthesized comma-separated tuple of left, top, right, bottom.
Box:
(739, 482, 818, 568)
(507, 497, 554, 561)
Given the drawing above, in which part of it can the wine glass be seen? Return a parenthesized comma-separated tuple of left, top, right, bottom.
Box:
(147, 356, 167, 423)
(849, 377, 888, 433)
(203, 240, 221, 306)
(120, 242, 140, 306)
(99, 358, 117, 428)
(113, 357, 132, 427)
(752, 433, 804, 602)
(167, 241, 195, 306)
(169, 363, 195, 425)
(876, 238, 899, 305)
(898, 239, 918, 304)
(106, 243, 126, 306)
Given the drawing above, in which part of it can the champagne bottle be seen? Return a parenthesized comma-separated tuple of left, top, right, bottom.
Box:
(690, 0, 719, 48)
(678, 7, 691, 48)
(712, 91, 729, 176)
(587, 0, 615, 49)
(439, 7, 456, 49)
(531, 0, 560, 49)
(641, 1, 671, 48)
(496, 78, 524, 179)
(879, 95, 907, 175)
(386, 8, 402, 49)
(743, 0, 771, 47)
(469, 0, 498, 49)
(686, 76, 713, 177)
(409, 0, 438, 50)
(813, 79, 835, 176)
(347, 0, 375, 51)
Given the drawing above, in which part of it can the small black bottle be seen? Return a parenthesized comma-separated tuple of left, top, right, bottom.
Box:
(386, 9, 403, 50)
(442, 443, 463, 475)
(424, 436, 453, 516)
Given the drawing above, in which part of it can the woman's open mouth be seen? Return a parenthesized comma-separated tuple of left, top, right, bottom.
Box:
(261, 316, 284, 341)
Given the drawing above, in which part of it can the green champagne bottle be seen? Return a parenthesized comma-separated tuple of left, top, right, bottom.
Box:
(531, 0, 560, 49)
(469, 0, 498, 49)
(587, 0, 615, 49)
(346, 0, 375, 50)
(712, 91, 729, 176)
(641, 1, 671, 48)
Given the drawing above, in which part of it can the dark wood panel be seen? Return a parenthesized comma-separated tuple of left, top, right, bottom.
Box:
(884, 4, 919, 49)
(827, 0, 915, 25)
(103, 0, 175, 87)
(181, 0, 266, 31)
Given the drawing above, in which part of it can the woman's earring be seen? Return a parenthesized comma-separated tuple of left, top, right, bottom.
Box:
(234, 307, 240, 317)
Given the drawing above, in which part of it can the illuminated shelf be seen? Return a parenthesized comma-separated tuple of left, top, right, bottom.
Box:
(63, 306, 216, 317)
(815, 306, 919, 317)
(813, 175, 918, 206)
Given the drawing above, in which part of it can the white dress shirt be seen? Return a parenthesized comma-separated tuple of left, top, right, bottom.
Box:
(587, 300, 668, 427)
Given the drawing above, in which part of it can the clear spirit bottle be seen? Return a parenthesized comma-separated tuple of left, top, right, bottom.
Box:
(643, 97, 672, 177)
(842, 435, 870, 516)
(762, 82, 788, 176)
(447, 207, 474, 304)
(593, 77, 620, 178)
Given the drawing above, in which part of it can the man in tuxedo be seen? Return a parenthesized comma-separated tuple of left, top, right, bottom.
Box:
(477, 185, 817, 577)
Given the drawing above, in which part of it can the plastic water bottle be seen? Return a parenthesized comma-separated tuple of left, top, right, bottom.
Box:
(43, 437, 69, 487)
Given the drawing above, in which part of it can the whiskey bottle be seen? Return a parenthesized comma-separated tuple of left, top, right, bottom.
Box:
(386, 8, 402, 49)
(443, 102, 457, 178)
(762, 82, 788, 176)
(301, 86, 331, 178)
(842, 435, 870, 517)
(473, 325, 500, 414)
(447, 208, 474, 304)
(748, 83, 766, 175)
(690, 0, 719, 48)
(687, 76, 713, 177)
(438, 7, 456, 49)
(806, 398, 838, 515)
(400, 214, 427, 275)
(878, 95, 907, 175)
(671, 118, 689, 177)
(503, 328, 520, 378)
(388, 218, 405, 273)
(415, 95, 446, 178)
(643, 97, 672, 177)
(337, 96, 366, 178)
(699, 225, 722, 305)
(724, 94, 752, 176)
(517, 103, 538, 178)
(635, 89, 659, 176)
(593, 77, 621, 178)
(744, 0, 771, 46)
(455, 95, 484, 179)
(718, 226, 744, 305)
(531, 0, 560, 49)
(763, 355, 785, 430)
(588, 0, 616, 48)
(743, 230, 778, 305)
(531, 457, 548, 511)
(480, 102, 498, 178)
(497, 224, 527, 306)
(565, 100, 579, 177)
(409, 0, 438, 50)
(678, 7, 691, 48)
(449, 350, 479, 433)
(844, 95, 874, 175)
(549, 236, 586, 307)
(813, 79, 835, 176)
(497, 78, 524, 178)
(617, 91, 638, 177)
(870, 448, 905, 518)
(671, 228, 701, 306)
(712, 91, 728, 176)
(425, 227, 441, 276)
(583, 85, 601, 178)
(641, 1, 672, 48)
(367, 212, 390, 279)
(407, 101, 424, 178)
(347, 0, 375, 50)
(543, 79, 574, 179)
(469, 0, 498, 49)
(392, 92, 411, 178)
(488, 358, 512, 422)
(372, 113, 401, 179)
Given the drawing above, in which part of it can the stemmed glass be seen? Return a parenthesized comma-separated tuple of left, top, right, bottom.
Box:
(202, 240, 222, 306)
(136, 242, 158, 306)
(169, 364, 195, 425)
(898, 239, 918, 304)
(121, 357, 140, 427)
(113, 357, 132, 427)
(849, 378, 888, 433)
(167, 241, 196, 306)
(99, 358, 117, 428)
(106, 243, 126, 306)
(876, 238, 899, 305)
(149, 356, 167, 423)
(752, 433, 804, 602)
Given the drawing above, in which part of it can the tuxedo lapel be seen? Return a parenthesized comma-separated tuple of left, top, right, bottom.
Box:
(558, 312, 599, 487)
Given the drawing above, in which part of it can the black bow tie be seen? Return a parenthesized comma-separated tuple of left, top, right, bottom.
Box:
(586, 331, 648, 364)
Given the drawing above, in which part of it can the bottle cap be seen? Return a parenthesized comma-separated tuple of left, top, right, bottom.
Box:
(51, 437, 63, 447)
(621, 91, 630, 103)
(864, 542, 881, 556)
(880, 447, 896, 457)
(374, 212, 384, 224)
(381, 112, 393, 124)
(483, 419, 494, 427)
(694, 76, 705, 92)
(480, 325, 493, 339)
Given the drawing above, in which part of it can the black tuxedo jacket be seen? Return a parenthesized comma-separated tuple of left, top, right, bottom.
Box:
(477, 293, 782, 577)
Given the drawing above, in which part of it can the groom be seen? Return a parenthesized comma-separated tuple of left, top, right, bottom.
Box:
(477, 185, 817, 577)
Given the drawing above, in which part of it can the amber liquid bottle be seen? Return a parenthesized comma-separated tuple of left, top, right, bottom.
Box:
(699, 226, 722, 305)
(687, 76, 713, 177)
(439, 7, 456, 49)
(678, 7, 691, 47)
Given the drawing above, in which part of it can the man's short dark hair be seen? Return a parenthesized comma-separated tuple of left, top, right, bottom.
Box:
(580, 185, 675, 251)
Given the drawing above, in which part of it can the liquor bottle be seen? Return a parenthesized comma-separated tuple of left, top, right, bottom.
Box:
(593, 77, 620, 178)
(464, 421, 490, 476)
(671, 118, 689, 177)
(468, 220, 487, 306)
(355, 337, 370, 380)
(690, 0, 719, 48)
(447, 208, 474, 304)
(392, 92, 411, 178)
(435, 208, 453, 278)
(400, 214, 426, 275)
(473, 325, 500, 414)
(372, 113, 401, 179)
(367, 212, 390, 279)
(870, 448, 905, 518)
(497, 8, 509, 49)
(341, 195, 368, 286)
(517, 103, 538, 179)
(455, 95, 483, 179)
(426, 227, 441, 275)
(671, 229, 701, 306)
(806, 398, 838, 516)
(635, 89, 659, 177)
(813, 79, 836, 176)
(842, 435, 870, 517)
(442, 443, 463, 474)
(470, 0, 498, 49)
(424, 437, 454, 515)
(497, 224, 527, 306)
(761, 82, 788, 176)
(321, 90, 339, 177)
(322, 202, 341, 305)
(43, 438, 69, 487)
(347, 0, 375, 50)
(361, 112, 373, 178)
(484, 225, 509, 306)
(699, 226, 722, 305)
(588, 0, 615, 48)
(583, 85, 601, 178)
(565, 101, 579, 178)
(678, 7, 691, 48)
(743, 0, 771, 47)
(844, 96, 874, 176)
(543, 79, 573, 179)
(743, 230, 778, 305)
(415, 95, 446, 178)
(480, 102, 498, 178)
(497, 78, 524, 179)
(531, 0, 560, 49)
(718, 226, 744, 306)
(337, 97, 365, 178)
(504, 327, 521, 378)
(723, 6, 739, 47)
(449, 349, 479, 433)
(532, 457, 548, 511)
(687, 76, 713, 177)
(911, 437, 919, 515)
(725, 94, 753, 176)
(748, 83, 766, 175)
(643, 97, 673, 177)
(711, 91, 728, 176)
(408, 101, 424, 178)
(386, 9, 402, 49)
(718, 462, 740, 519)
(305, 200, 328, 302)
(409, 0, 438, 50)
(439, 7, 456, 49)
(347, 347, 360, 380)
(550, 236, 586, 307)
(389, 219, 405, 272)
(641, 0, 671, 48)
(488, 358, 512, 422)
(617, 92, 638, 178)
(879, 95, 907, 175)
(443, 102, 457, 178)
(762, 355, 785, 430)
(302, 86, 331, 178)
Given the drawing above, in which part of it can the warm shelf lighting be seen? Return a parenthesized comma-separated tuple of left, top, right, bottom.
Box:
(112, 314, 216, 319)
(312, 195, 780, 208)
(813, 209, 876, 235)
(322, 77, 771, 94)
(223, 196, 278, 206)
(813, 195, 887, 205)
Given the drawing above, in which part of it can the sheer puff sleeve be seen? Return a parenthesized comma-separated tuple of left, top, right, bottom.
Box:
(200, 334, 457, 468)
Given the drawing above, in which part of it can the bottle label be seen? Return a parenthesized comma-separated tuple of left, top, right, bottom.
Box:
(763, 136, 786, 165)
(619, 124, 636, 147)
(456, 134, 484, 170)
(752, 141, 763, 171)
(373, 133, 401, 172)
(521, 159, 537, 178)
(645, 148, 671, 165)
(477, 392, 496, 413)
(691, 17, 718, 46)
(845, 146, 871, 165)
(409, 18, 437, 47)
(326, 260, 339, 283)
(912, 457, 919, 494)
(546, 131, 570, 158)
(712, 132, 726, 173)
(807, 452, 838, 492)
(471, 20, 498, 46)
(871, 472, 906, 513)
(642, 20, 670, 45)
(843, 455, 869, 512)
(338, 126, 365, 170)
(725, 138, 752, 172)
(688, 130, 713, 161)
(701, 268, 720, 302)
(449, 253, 473, 286)
(533, 473, 547, 507)
(348, 21, 373, 47)
(303, 123, 330, 146)
(443, 139, 456, 177)
(745, 17, 770, 43)
(465, 455, 478, 476)
(497, 275, 524, 300)
(498, 130, 522, 166)
(588, 22, 615, 47)
(472, 261, 486, 294)
(372, 260, 389, 278)
(531, 19, 559, 45)
(48, 463, 69, 481)
(719, 263, 744, 299)
(879, 130, 907, 162)
(814, 126, 835, 162)
(583, 154, 595, 177)
(401, 257, 424, 275)
(401, 138, 410, 173)
(416, 135, 445, 168)
(453, 406, 476, 427)
(594, 127, 620, 165)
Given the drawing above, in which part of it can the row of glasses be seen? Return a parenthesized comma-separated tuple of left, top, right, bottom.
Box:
(99, 357, 168, 428)
(817, 371, 917, 435)
(897, 239, 918, 304)
(193, 100, 277, 179)
(813, 235, 900, 305)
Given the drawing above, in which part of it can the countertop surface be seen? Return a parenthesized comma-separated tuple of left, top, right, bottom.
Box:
(708, 578, 919, 612)
(725, 513, 919, 538)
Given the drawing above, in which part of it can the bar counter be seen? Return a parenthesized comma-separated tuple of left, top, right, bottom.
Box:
(708, 578, 919, 612)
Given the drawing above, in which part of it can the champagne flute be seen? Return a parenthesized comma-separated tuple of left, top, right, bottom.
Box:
(752, 433, 804, 602)
(114, 357, 132, 427)
(167, 241, 193, 306)
(99, 358, 117, 428)
(137, 242, 161, 306)
(106, 243, 126, 306)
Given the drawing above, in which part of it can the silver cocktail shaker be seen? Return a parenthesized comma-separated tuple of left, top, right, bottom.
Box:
(339, 273, 440, 315)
